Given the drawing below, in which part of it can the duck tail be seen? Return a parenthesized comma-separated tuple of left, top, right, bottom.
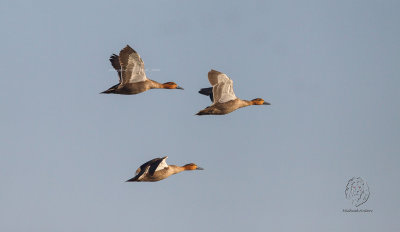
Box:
(125, 177, 139, 182)
(100, 84, 119, 94)
(196, 110, 209, 116)
(101, 89, 114, 94)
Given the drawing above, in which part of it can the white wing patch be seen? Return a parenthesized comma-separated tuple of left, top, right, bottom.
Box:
(137, 165, 150, 181)
(127, 54, 147, 83)
(155, 157, 169, 172)
(217, 73, 230, 83)
(213, 78, 237, 104)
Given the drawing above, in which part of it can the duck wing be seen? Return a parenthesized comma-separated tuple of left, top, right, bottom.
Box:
(198, 87, 214, 102)
(148, 156, 168, 176)
(126, 165, 150, 182)
(208, 69, 226, 86)
(126, 156, 166, 182)
(119, 45, 148, 84)
(109, 54, 122, 83)
(208, 70, 237, 104)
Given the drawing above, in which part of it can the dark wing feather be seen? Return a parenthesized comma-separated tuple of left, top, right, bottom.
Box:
(199, 87, 214, 102)
(109, 54, 122, 83)
(148, 158, 166, 176)
(126, 157, 162, 182)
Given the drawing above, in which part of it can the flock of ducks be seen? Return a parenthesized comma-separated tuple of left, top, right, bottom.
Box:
(103, 45, 270, 182)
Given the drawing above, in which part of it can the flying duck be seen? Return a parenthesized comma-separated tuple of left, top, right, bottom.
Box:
(126, 156, 203, 182)
(196, 69, 270, 115)
(102, 45, 183, 94)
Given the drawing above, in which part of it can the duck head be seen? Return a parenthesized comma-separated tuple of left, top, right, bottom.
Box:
(162, 82, 184, 90)
(183, 163, 204, 170)
(251, 98, 270, 105)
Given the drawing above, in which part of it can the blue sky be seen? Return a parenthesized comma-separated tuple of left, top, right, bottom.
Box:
(1, 0, 399, 231)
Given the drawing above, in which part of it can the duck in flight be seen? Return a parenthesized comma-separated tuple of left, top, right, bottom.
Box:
(126, 156, 203, 182)
(102, 45, 184, 94)
(197, 69, 270, 115)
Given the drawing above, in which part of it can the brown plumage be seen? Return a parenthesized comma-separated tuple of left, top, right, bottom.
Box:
(126, 156, 203, 182)
(196, 69, 270, 115)
(102, 45, 184, 95)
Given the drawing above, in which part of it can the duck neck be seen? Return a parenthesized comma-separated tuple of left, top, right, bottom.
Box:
(149, 80, 164, 89)
(240, 99, 254, 107)
(168, 165, 186, 174)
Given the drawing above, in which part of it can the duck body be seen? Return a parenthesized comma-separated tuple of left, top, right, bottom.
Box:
(196, 98, 252, 115)
(135, 165, 183, 182)
(102, 79, 164, 95)
(126, 156, 203, 182)
(102, 45, 183, 95)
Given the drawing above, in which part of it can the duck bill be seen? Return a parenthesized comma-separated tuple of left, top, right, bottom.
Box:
(176, 86, 184, 90)
(263, 102, 271, 105)
(196, 167, 204, 170)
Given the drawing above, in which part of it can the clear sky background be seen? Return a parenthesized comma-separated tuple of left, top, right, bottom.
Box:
(1, 0, 399, 231)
